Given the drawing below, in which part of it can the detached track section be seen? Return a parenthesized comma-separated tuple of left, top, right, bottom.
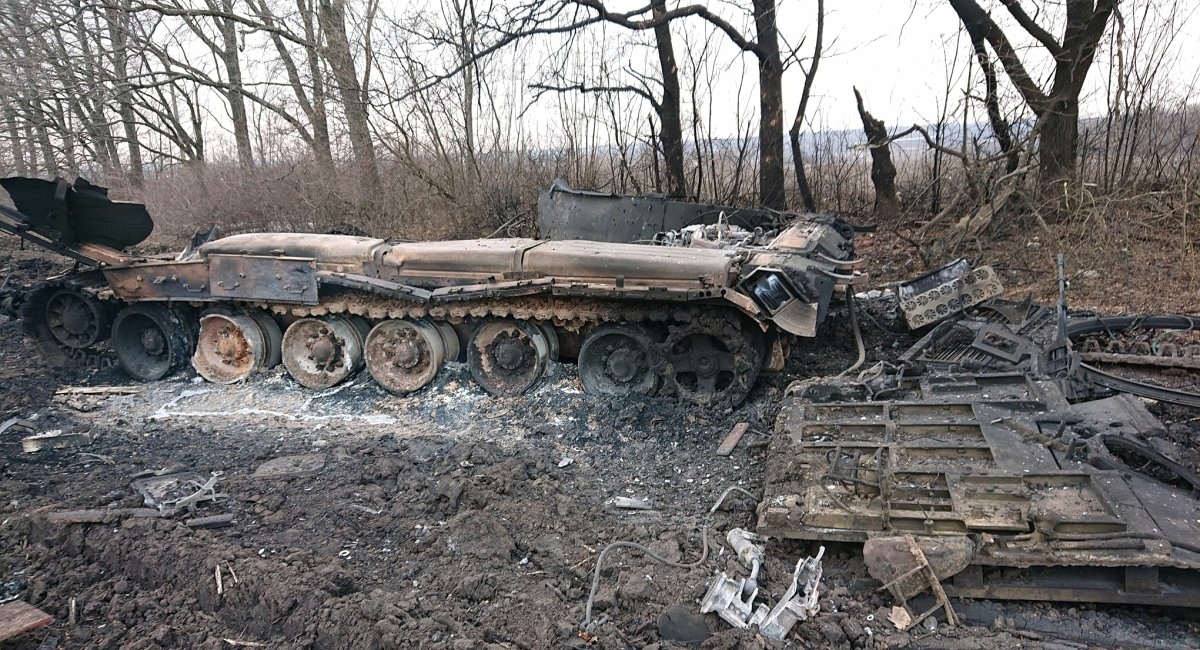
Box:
(1068, 314, 1200, 407)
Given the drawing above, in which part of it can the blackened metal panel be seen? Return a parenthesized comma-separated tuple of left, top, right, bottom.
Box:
(104, 261, 213, 301)
(537, 182, 779, 243)
(208, 254, 319, 304)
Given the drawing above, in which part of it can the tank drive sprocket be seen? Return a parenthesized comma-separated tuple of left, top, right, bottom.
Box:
(663, 312, 764, 409)
(21, 276, 117, 369)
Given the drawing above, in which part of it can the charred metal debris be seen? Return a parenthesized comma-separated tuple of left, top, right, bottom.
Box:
(760, 257, 1200, 615)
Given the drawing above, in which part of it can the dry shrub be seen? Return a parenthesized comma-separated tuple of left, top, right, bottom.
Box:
(100, 155, 560, 246)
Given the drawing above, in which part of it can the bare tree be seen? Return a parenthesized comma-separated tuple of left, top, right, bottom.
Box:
(105, 0, 147, 185)
(947, 0, 1116, 183)
(788, 0, 823, 212)
(512, 0, 794, 207)
(247, 0, 333, 166)
(649, 0, 686, 197)
(317, 0, 380, 195)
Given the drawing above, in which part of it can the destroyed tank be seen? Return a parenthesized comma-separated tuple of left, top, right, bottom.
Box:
(1, 177, 858, 408)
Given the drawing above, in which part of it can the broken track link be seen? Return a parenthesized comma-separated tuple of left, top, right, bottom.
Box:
(1067, 314, 1200, 408)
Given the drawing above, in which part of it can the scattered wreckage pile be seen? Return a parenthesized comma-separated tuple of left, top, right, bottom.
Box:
(744, 258, 1200, 639)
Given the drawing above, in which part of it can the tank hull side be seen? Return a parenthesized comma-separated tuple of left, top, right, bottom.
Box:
(197, 233, 386, 268)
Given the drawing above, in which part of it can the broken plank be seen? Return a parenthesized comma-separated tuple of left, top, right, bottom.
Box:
(22, 430, 94, 453)
(715, 422, 750, 457)
(186, 513, 236, 529)
(55, 385, 140, 396)
(0, 601, 53, 641)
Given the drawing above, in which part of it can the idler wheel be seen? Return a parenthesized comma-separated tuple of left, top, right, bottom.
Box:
(112, 304, 195, 381)
(44, 289, 112, 349)
(664, 315, 763, 408)
(578, 323, 660, 397)
(365, 319, 447, 394)
(192, 309, 281, 384)
(282, 315, 370, 389)
(467, 319, 549, 396)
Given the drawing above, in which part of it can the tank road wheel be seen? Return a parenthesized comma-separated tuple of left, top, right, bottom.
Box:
(538, 323, 561, 362)
(433, 321, 462, 363)
(664, 315, 764, 408)
(44, 289, 112, 349)
(249, 310, 283, 368)
(112, 304, 195, 381)
(467, 319, 549, 396)
(192, 309, 281, 384)
(282, 316, 370, 389)
(365, 319, 447, 394)
(578, 323, 660, 397)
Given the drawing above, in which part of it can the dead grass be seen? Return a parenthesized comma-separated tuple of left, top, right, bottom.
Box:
(865, 185, 1200, 315)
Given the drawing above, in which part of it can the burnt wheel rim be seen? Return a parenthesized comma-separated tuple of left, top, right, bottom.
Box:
(365, 319, 445, 394)
(467, 320, 548, 396)
(112, 304, 193, 381)
(192, 312, 274, 384)
(283, 316, 368, 389)
(578, 324, 659, 397)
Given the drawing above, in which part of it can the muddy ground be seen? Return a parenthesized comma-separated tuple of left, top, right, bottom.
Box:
(2, 240, 1199, 649)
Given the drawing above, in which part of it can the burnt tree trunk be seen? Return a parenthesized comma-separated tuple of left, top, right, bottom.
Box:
(317, 0, 381, 197)
(218, 0, 254, 168)
(752, 0, 787, 210)
(854, 87, 898, 220)
(1039, 95, 1081, 184)
(651, 0, 687, 197)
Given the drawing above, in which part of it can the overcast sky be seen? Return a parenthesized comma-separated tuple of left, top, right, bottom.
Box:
(149, 1, 1200, 159)
(558, 0, 1200, 136)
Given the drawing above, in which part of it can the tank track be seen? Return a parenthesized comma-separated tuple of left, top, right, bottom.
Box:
(250, 292, 767, 406)
(28, 282, 770, 406)
(251, 292, 714, 332)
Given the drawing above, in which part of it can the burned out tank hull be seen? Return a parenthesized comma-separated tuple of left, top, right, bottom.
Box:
(3, 177, 859, 408)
